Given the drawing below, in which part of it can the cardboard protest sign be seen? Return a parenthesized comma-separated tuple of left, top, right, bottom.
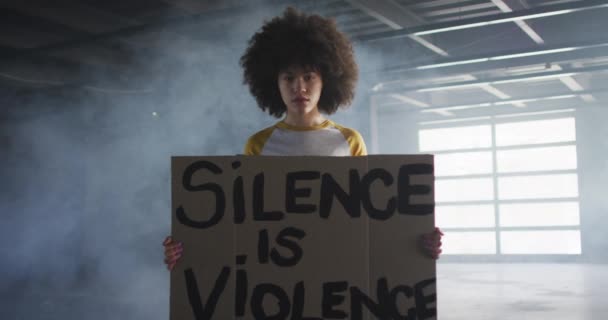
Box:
(170, 155, 436, 320)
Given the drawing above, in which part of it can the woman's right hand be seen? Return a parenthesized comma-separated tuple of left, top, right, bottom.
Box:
(163, 236, 183, 271)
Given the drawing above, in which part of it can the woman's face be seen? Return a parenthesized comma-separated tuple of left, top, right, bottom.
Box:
(277, 65, 323, 117)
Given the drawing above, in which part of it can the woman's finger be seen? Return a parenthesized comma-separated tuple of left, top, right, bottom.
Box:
(165, 252, 182, 265)
(435, 249, 442, 258)
(424, 238, 441, 247)
(431, 231, 442, 241)
(165, 241, 182, 249)
(165, 243, 182, 253)
(164, 242, 182, 254)
(166, 249, 183, 261)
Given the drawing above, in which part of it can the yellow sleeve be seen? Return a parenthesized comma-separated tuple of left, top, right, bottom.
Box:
(348, 129, 368, 156)
(243, 126, 275, 155)
(336, 125, 368, 156)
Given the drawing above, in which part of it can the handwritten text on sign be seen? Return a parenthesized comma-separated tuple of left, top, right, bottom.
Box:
(170, 155, 436, 320)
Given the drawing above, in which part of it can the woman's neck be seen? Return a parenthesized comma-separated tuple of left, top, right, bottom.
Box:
(283, 110, 326, 127)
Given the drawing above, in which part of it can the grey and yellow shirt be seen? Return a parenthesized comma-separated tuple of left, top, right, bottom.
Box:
(244, 120, 367, 156)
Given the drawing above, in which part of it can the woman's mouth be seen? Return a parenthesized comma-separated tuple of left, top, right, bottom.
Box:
(293, 97, 309, 102)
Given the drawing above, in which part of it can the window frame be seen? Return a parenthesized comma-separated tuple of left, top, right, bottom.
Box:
(418, 111, 582, 261)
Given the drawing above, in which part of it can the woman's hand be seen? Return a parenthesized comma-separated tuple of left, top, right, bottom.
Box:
(163, 236, 183, 271)
(420, 227, 443, 259)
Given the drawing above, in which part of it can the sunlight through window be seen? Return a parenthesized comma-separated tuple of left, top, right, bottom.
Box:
(419, 116, 581, 256)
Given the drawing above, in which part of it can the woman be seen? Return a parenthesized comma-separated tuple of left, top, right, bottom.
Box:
(164, 7, 442, 270)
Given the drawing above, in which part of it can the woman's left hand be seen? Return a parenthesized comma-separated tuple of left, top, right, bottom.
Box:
(420, 227, 443, 259)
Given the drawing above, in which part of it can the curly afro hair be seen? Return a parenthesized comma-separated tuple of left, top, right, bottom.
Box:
(240, 7, 358, 118)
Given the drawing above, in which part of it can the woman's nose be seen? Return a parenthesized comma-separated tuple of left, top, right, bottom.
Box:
(293, 78, 306, 92)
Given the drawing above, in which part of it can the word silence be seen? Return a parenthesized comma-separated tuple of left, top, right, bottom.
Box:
(175, 159, 434, 229)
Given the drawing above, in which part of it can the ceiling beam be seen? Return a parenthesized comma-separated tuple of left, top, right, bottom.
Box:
(347, 0, 536, 102)
(0, 45, 147, 92)
(159, 0, 253, 14)
(346, 0, 449, 56)
(376, 87, 608, 112)
(345, 0, 425, 27)
(490, 0, 597, 103)
(373, 64, 608, 94)
(2, 0, 235, 56)
(3, 1, 137, 34)
(359, 1, 607, 104)
(553, 65, 597, 103)
(370, 39, 608, 82)
(355, 0, 608, 41)
(491, 0, 544, 45)
(0, 2, 151, 71)
(388, 94, 430, 107)
(0, 0, 286, 61)
(417, 2, 498, 18)
(488, 0, 595, 104)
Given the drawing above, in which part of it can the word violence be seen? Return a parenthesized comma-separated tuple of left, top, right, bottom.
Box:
(184, 266, 436, 320)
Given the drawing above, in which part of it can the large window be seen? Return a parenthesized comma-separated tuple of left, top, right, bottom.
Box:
(419, 114, 581, 255)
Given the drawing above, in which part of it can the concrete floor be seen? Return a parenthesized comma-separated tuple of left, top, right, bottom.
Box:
(5, 263, 606, 319)
(437, 263, 608, 320)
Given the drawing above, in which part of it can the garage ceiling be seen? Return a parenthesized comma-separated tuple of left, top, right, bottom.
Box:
(1, 0, 607, 121)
